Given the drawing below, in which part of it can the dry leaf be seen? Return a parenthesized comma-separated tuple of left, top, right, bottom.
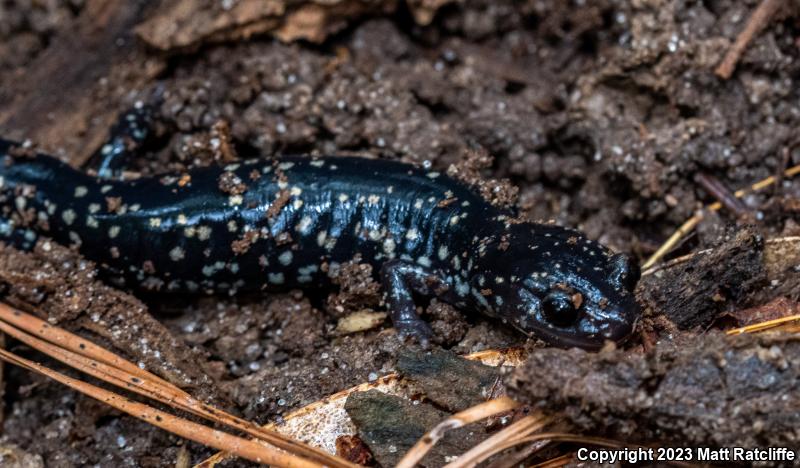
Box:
(335, 310, 387, 334)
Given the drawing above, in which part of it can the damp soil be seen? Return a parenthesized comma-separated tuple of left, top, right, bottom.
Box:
(1, 0, 800, 466)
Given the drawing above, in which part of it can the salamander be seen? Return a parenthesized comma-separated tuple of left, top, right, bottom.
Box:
(0, 112, 640, 349)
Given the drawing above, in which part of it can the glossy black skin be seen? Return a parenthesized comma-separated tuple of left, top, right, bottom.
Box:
(0, 118, 640, 349)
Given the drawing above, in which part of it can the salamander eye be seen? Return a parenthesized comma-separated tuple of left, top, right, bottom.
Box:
(542, 290, 580, 326)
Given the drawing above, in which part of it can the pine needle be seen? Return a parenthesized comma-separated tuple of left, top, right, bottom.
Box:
(396, 396, 521, 468)
(726, 313, 800, 335)
(529, 453, 575, 468)
(444, 413, 551, 468)
(0, 302, 356, 468)
(0, 347, 319, 467)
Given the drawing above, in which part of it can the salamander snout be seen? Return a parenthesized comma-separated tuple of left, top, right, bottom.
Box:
(516, 278, 639, 349)
(509, 276, 639, 350)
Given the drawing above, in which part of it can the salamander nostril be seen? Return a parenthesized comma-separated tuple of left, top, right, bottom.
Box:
(542, 291, 579, 327)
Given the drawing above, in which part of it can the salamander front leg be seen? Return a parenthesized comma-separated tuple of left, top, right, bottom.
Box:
(380, 259, 451, 346)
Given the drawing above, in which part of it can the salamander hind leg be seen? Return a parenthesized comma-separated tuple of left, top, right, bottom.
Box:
(85, 102, 160, 179)
(379, 259, 452, 347)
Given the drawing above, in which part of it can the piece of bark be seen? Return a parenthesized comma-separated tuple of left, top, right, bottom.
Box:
(345, 390, 483, 467)
(639, 228, 767, 329)
(396, 349, 502, 412)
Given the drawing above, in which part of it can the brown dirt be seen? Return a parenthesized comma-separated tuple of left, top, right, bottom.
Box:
(0, 0, 799, 466)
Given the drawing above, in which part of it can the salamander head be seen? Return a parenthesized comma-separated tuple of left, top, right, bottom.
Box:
(470, 223, 640, 350)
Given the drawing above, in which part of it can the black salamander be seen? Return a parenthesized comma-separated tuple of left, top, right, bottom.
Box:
(0, 114, 640, 349)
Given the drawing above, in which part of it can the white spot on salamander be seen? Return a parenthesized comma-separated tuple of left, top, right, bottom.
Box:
(229, 195, 243, 206)
(296, 216, 313, 234)
(316, 230, 327, 247)
(437, 245, 449, 261)
(455, 279, 469, 297)
(405, 229, 419, 241)
(197, 225, 212, 241)
(417, 256, 431, 267)
(149, 217, 161, 228)
(68, 231, 82, 246)
(88, 203, 101, 214)
(368, 229, 384, 241)
(74, 186, 88, 197)
(299, 264, 318, 274)
(108, 226, 121, 238)
(324, 236, 338, 251)
(169, 247, 185, 261)
(62, 209, 76, 226)
(268, 272, 285, 285)
(278, 251, 293, 265)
